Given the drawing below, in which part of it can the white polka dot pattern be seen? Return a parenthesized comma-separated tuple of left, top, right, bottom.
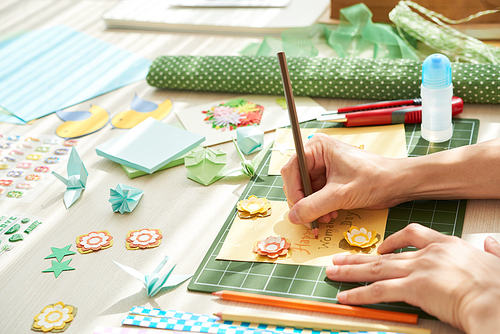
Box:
(147, 56, 499, 104)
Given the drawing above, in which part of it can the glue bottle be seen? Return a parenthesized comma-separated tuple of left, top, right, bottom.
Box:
(421, 53, 453, 143)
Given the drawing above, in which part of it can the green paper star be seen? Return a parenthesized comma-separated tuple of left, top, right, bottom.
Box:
(42, 259, 75, 278)
(44, 244, 76, 262)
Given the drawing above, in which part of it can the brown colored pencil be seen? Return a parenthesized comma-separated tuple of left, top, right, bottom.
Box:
(213, 290, 418, 324)
(214, 311, 429, 334)
(276, 51, 319, 238)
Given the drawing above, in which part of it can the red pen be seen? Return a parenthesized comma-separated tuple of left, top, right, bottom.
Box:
(318, 97, 463, 127)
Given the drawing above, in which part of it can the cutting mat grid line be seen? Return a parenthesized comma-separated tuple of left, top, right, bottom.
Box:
(189, 119, 478, 317)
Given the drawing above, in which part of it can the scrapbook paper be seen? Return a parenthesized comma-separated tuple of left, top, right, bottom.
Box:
(111, 95, 173, 129)
(176, 95, 325, 147)
(95, 117, 205, 173)
(0, 25, 151, 123)
(55, 105, 110, 138)
(268, 124, 407, 175)
(217, 201, 388, 266)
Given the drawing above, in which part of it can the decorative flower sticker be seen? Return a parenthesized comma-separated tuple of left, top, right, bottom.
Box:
(203, 98, 264, 131)
(343, 226, 378, 248)
(253, 236, 291, 259)
(76, 230, 113, 254)
(125, 228, 163, 250)
(32, 301, 76, 332)
(237, 195, 272, 219)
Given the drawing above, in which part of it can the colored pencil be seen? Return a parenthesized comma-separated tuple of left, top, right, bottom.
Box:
(215, 311, 430, 334)
(276, 51, 319, 238)
(213, 290, 418, 324)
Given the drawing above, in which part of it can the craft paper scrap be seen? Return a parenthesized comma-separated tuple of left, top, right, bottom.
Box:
(126, 228, 162, 250)
(96, 117, 205, 174)
(123, 307, 390, 334)
(236, 126, 264, 155)
(268, 124, 407, 175)
(93, 326, 181, 334)
(52, 147, 88, 209)
(185, 147, 227, 186)
(111, 94, 173, 129)
(218, 201, 388, 266)
(55, 105, 110, 139)
(120, 153, 186, 179)
(0, 25, 151, 123)
(76, 230, 113, 254)
(109, 184, 144, 214)
(42, 259, 76, 278)
(176, 95, 325, 147)
(113, 255, 192, 297)
(32, 302, 77, 333)
(44, 245, 76, 262)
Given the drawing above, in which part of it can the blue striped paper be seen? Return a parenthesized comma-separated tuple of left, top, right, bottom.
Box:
(0, 25, 151, 123)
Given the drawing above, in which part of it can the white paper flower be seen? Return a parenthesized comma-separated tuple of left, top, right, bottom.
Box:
(126, 228, 163, 250)
(33, 301, 74, 332)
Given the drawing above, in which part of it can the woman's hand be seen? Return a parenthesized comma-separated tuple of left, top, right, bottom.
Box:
(326, 224, 500, 333)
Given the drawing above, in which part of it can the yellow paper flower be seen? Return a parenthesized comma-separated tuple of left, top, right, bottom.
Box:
(253, 236, 291, 259)
(237, 195, 272, 218)
(32, 301, 75, 332)
(344, 226, 378, 248)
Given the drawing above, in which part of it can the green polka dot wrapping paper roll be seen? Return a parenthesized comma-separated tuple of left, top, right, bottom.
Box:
(147, 56, 499, 104)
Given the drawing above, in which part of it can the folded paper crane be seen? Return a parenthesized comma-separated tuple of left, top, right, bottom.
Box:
(225, 138, 273, 178)
(113, 255, 192, 297)
(52, 147, 88, 209)
(109, 184, 144, 214)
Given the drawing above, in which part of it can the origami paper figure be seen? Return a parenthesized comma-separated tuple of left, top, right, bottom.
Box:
(52, 147, 88, 209)
(113, 255, 192, 297)
(236, 126, 264, 155)
(271, 141, 294, 155)
(185, 148, 226, 186)
(109, 184, 144, 214)
(55, 105, 110, 139)
(111, 95, 173, 129)
(227, 138, 272, 178)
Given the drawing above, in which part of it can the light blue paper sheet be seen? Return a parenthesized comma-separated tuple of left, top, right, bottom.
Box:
(95, 117, 205, 173)
(0, 25, 152, 123)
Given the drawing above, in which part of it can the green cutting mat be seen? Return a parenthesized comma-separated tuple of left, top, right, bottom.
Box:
(188, 119, 479, 317)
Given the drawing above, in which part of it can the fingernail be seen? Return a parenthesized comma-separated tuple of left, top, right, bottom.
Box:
(337, 291, 347, 303)
(333, 254, 346, 264)
(325, 265, 338, 277)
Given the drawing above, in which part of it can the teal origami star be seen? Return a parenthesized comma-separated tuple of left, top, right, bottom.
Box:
(42, 259, 75, 278)
(44, 244, 76, 262)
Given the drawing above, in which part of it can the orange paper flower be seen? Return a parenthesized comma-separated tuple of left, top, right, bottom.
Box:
(343, 226, 378, 248)
(237, 195, 272, 218)
(76, 230, 113, 254)
(253, 236, 291, 259)
(126, 228, 163, 250)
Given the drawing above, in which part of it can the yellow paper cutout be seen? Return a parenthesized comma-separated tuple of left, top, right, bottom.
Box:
(268, 124, 407, 175)
(56, 105, 109, 139)
(111, 98, 173, 129)
(32, 301, 76, 332)
(344, 226, 378, 248)
(218, 201, 388, 266)
(237, 195, 272, 218)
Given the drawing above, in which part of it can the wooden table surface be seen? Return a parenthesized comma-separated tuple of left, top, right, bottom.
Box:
(1, 1, 500, 334)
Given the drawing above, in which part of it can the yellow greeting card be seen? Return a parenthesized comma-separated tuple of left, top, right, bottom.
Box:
(217, 201, 388, 267)
(268, 124, 407, 175)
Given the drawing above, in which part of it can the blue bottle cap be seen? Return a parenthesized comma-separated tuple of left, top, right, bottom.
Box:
(422, 53, 452, 89)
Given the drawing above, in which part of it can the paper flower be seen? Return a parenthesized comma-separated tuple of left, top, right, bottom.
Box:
(237, 195, 272, 218)
(126, 228, 163, 250)
(202, 98, 264, 131)
(109, 184, 144, 214)
(32, 301, 76, 332)
(76, 230, 113, 254)
(343, 226, 378, 248)
(253, 236, 291, 259)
